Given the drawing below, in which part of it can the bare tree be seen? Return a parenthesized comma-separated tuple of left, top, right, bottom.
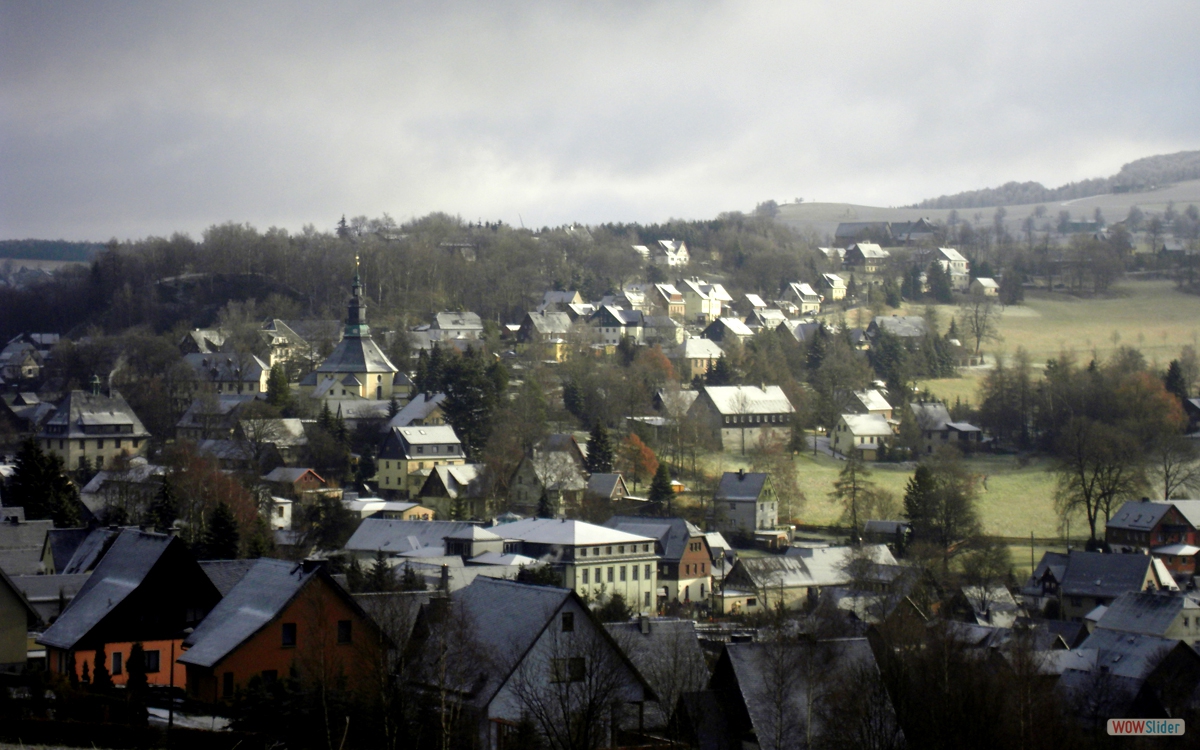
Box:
(957, 292, 1002, 356)
(1149, 434, 1200, 500)
(1054, 417, 1147, 543)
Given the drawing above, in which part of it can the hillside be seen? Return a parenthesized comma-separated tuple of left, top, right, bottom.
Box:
(0, 239, 101, 262)
(908, 150, 1200, 210)
(774, 178, 1200, 240)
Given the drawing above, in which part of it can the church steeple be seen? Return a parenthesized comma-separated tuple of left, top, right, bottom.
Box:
(344, 254, 369, 338)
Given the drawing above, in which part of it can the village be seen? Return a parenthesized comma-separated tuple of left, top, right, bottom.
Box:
(2, 200, 1200, 750)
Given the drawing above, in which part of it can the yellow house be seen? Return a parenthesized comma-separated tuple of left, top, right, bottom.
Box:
(374, 425, 465, 497)
(39, 382, 151, 471)
(301, 267, 399, 401)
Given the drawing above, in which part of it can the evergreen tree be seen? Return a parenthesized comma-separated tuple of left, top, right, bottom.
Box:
(706, 355, 734, 386)
(387, 394, 400, 418)
(201, 502, 241, 560)
(648, 462, 673, 505)
(246, 516, 275, 558)
(927, 262, 953, 303)
(536, 491, 558, 519)
(80, 659, 90, 685)
(148, 475, 178, 533)
(7, 437, 81, 527)
(1165, 359, 1189, 400)
(318, 400, 334, 432)
(399, 563, 424, 591)
(126, 642, 149, 695)
(788, 419, 806, 455)
(366, 549, 394, 592)
(596, 593, 632, 622)
(441, 348, 506, 460)
(93, 644, 113, 689)
(831, 455, 875, 543)
(585, 423, 615, 474)
(266, 364, 292, 410)
(345, 557, 366, 592)
(355, 453, 377, 488)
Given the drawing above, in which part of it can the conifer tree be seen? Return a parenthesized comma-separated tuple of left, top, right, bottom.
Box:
(366, 550, 394, 592)
(81, 659, 90, 685)
(148, 475, 178, 533)
(201, 502, 241, 560)
(1165, 359, 1189, 400)
(126, 642, 149, 695)
(93, 644, 113, 689)
(266, 364, 292, 410)
(648, 462, 673, 505)
(585, 423, 615, 474)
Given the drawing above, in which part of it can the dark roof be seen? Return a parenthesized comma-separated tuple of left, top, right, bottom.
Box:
(181, 559, 329, 668)
(39, 389, 150, 440)
(344, 518, 482, 555)
(60, 527, 120, 574)
(1059, 552, 1156, 599)
(587, 473, 625, 499)
(39, 529, 200, 650)
(604, 516, 704, 562)
(199, 559, 259, 596)
(714, 471, 768, 501)
(1108, 501, 1175, 532)
(1094, 591, 1197, 637)
(317, 336, 398, 374)
(44, 528, 91, 573)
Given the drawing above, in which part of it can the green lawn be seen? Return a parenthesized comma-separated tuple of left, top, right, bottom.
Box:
(697, 451, 1062, 539)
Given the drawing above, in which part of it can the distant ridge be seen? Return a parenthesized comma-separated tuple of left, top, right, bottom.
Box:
(0, 239, 101, 262)
(910, 150, 1200, 210)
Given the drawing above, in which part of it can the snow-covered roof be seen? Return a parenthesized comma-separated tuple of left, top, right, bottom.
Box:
(494, 518, 654, 547)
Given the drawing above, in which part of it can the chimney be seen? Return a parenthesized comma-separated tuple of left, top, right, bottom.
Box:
(738, 468, 745, 479)
(301, 559, 326, 575)
(440, 564, 450, 593)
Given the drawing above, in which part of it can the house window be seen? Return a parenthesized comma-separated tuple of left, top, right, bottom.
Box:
(643, 544, 649, 552)
(282, 622, 297, 647)
(337, 620, 352, 644)
(645, 564, 652, 579)
(620, 566, 627, 581)
(112, 651, 123, 676)
(595, 567, 601, 582)
(551, 657, 586, 683)
(747, 598, 757, 607)
(418, 446, 424, 454)
(729, 502, 736, 511)
(97, 439, 104, 449)
(223, 672, 234, 698)
(618, 545, 625, 554)
(606, 546, 612, 555)
(562, 612, 575, 632)
(582, 569, 589, 584)
(632, 565, 639, 581)
(607, 567, 614, 583)
(579, 547, 587, 557)
(144, 650, 160, 673)
(645, 592, 651, 607)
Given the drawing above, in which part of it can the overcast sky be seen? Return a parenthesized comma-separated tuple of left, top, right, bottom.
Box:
(2, 1, 1198, 242)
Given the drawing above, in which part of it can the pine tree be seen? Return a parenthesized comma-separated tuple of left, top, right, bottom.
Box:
(903, 464, 939, 538)
(1165, 359, 1189, 400)
(366, 550, 394, 592)
(126, 642, 149, 695)
(585, 423, 615, 474)
(706, 356, 734, 386)
(93, 644, 113, 689)
(318, 400, 334, 431)
(8, 438, 80, 527)
(537, 491, 558, 519)
(266, 364, 292, 410)
(346, 557, 366, 593)
(148, 476, 178, 533)
(80, 659, 90, 685)
(246, 516, 275, 558)
(387, 394, 400, 418)
(648, 462, 673, 505)
(201, 502, 241, 560)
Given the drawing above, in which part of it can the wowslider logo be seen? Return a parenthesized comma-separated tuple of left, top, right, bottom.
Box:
(1107, 719, 1184, 736)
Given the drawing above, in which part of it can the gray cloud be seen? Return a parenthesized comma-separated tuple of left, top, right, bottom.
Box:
(2, 0, 1198, 240)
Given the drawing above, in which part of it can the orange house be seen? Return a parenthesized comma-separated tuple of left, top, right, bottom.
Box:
(38, 529, 222, 689)
(179, 558, 388, 703)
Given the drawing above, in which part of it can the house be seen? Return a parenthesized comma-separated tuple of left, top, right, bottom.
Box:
(178, 328, 226, 356)
(0, 516, 54, 576)
(497, 518, 661, 611)
(175, 394, 258, 441)
(892, 218, 938, 245)
(179, 558, 386, 703)
(78, 460, 166, 524)
(605, 617, 708, 730)
(304, 270, 399, 401)
(679, 279, 732, 324)
(517, 311, 573, 361)
(406, 577, 653, 750)
(818, 273, 847, 301)
(38, 382, 151, 471)
(385, 392, 447, 428)
(783, 282, 822, 315)
(1021, 550, 1177, 622)
(1, 565, 39, 672)
(780, 319, 823, 344)
(0, 341, 42, 383)
(817, 246, 846, 263)
(669, 338, 725, 382)
(835, 223, 892, 244)
(649, 239, 690, 267)
(592, 306, 646, 346)
(929, 247, 970, 291)
(261, 467, 326, 500)
(416, 464, 488, 520)
(719, 544, 897, 613)
(686, 639, 898, 750)
(343, 518, 498, 564)
(907, 401, 982, 455)
(342, 494, 433, 521)
(507, 451, 589, 518)
(712, 470, 778, 537)
(1105, 501, 1193, 554)
(375, 425, 466, 497)
(848, 388, 893, 419)
(40, 527, 92, 576)
(643, 315, 685, 346)
(236, 417, 307, 465)
(537, 290, 584, 311)
(427, 311, 485, 342)
(844, 243, 890, 274)
(831, 413, 894, 460)
(701, 317, 754, 346)
(183, 352, 270, 396)
(585, 473, 629, 505)
(1058, 629, 1200, 724)
(744, 307, 788, 332)
(652, 283, 687, 319)
(10, 573, 89, 631)
(867, 315, 929, 343)
(970, 277, 1000, 297)
(604, 517, 712, 608)
(687, 385, 795, 454)
(1093, 591, 1200, 642)
(38, 529, 223, 688)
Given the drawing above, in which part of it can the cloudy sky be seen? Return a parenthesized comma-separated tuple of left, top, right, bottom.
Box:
(2, 1, 1198, 241)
